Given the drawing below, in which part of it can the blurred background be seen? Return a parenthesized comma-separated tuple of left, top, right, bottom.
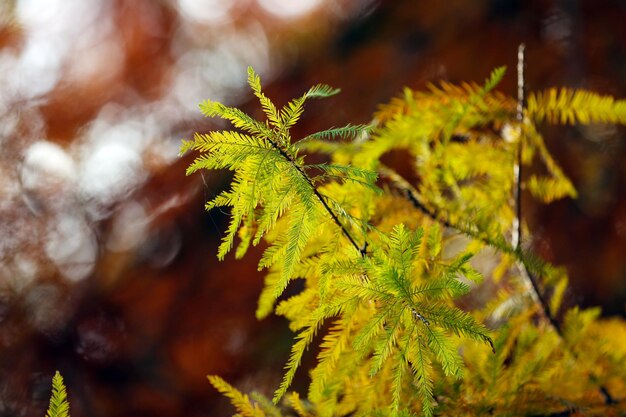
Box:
(0, 0, 625, 415)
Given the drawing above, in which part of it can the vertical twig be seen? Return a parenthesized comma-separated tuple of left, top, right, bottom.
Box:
(513, 44, 543, 308)
(512, 46, 560, 329)
(513, 43, 525, 250)
(513, 44, 615, 405)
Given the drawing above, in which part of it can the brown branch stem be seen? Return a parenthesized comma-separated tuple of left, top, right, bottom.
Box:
(266, 137, 364, 256)
(512, 45, 612, 404)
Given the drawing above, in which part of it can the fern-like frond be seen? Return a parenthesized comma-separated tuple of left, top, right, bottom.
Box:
(298, 124, 373, 143)
(278, 82, 340, 135)
(304, 84, 341, 99)
(289, 392, 313, 417)
(280, 96, 306, 131)
(183, 69, 376, 299)
(275, 286, 319, 332)
(197, 99, 272, 138)
(369, 306, 405, 376)
(308, 316, 356, 404)
(527, 176, 576, 203)
(527, 88, 626, 125)
(46, 371, 70, 417)
(390, 351, 411, 417)
(483, 66, 507, 94)
(318, 224, 493, 416)
(184, 131, 273, 174)
(406, 336, 435, 417)
(418, 303, 494, 352)
(522, 121, 577, 202)
(425, 326, 464, 378)
(208, 375, 267, 417)
(306, 163, 379, 190)
(280, 200, 317, 293)
(274, 309, 326, 403)
(247, 67, 282, 128)
(256, 270, 283, 320)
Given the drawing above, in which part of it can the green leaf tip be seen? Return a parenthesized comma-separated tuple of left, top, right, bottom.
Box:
(484, 65, 506, 93)
(304, 83, 341, 99)
(46, 371, 70, 417)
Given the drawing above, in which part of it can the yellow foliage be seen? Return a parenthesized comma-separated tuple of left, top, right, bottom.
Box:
(178, 66, 626, 417)
(527, 88, 626, 125)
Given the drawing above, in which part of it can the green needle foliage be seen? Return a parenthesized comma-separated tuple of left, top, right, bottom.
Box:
(46, 371, 70, 417)
(181, 66, 626, 417)
(181, 67, 374, 294)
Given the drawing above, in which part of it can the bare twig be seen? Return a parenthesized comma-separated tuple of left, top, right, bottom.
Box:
(511, 43, 565, 332)
(513, 43, 525, 250)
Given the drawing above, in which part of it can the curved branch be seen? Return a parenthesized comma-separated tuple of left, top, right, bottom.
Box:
(264, 134, 365, 256)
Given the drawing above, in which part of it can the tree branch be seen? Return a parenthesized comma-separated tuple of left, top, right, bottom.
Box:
(265, 136, 365, 256)
(511, 43, 563, 333)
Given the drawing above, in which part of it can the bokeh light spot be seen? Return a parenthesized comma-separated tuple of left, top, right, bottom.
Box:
(177, 0, 237, 24)
(45, 214, 97, 282)
(257, 0, 323, 19)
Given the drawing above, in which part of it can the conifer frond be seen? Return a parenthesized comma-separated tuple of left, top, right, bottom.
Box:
(483, 66, 507, 94)
(183, 68, 377, 301)
(527, 176, 577, 203)
(425, 326, 464, 378)
(390, 351, 411, 417)
(549, 275, 568, 317)
(250, 392, 284, 417)
(248, 67, 282, 128)
(298, 124, 373, 143)
(197, 99, 272, 138)
(289, 392, 313, 417)
(407, 337, 435, 417)
(522, 121, 577, 202)
(274, 310, 327, 403)
(279, 82, 341, 133)
(280, 96, 306, 131)
(410, 277, 471, 300)
(327, 224, 493, 416)
(527, 88, 626, 125)
(256, 269, 282, 320)
(275, 287, 319, 332)
(308, 317, 355, 404)
(304, 84, 341, 99)
(417, 303, 494, 352)
(305, 163, 379, 190)
(46, 371, 70, 417)
(208, 375, 267, 417)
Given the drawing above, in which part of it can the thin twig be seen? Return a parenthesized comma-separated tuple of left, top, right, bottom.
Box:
(266, 137, 364, 256)
(513, 43, 525, 251)
(512, 43, 561, 332)
(515, 44, 613, 405)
